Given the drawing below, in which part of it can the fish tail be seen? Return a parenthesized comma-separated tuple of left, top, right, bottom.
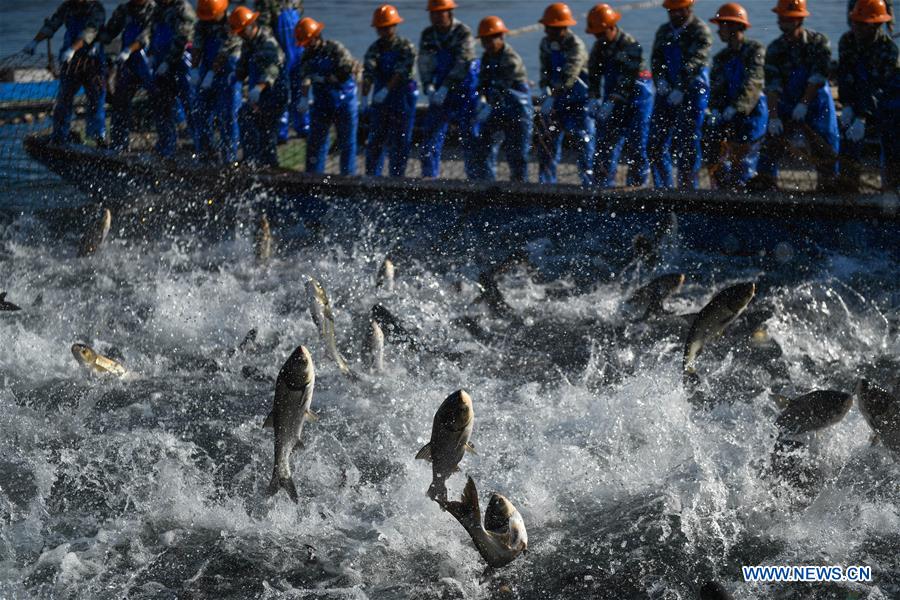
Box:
(267, 469, 299, 503)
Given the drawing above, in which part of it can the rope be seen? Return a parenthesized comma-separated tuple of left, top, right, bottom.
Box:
(506, 0, 666, 38)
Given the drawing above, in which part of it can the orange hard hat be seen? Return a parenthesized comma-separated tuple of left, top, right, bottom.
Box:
(663, 0, 694, 9)
(586, 3, 621, 33)
(478, 16, 510, 37)
(197, 0, 228, 21)
(427, 0, 458, 12)
(539, 3, 577, 27)
(850, 0, 892, 23)
(295, 17, 324, 46)
(229, 6, 259, 34)
(372, 4, 403, 27)
(772, 0, 809, 18)
(710, 2, 751, 27)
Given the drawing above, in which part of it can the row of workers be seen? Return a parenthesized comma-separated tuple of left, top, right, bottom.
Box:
(25, 0, 900, 191)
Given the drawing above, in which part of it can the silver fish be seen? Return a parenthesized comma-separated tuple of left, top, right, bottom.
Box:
(856, 379, 900, 451)
(416, 389, 475, 502)
(627, 273, 685, 318)
(306, 278, 351, 376)
(263, 345, 317, 502)
(775, 390, 853, 436)
(71, 343, 126, 377)
(683, 282, 756, 374)
(376, 258, 395, 292)
(78, 207, 111, 257)
(256, 214, 272, 263)
(444, 476, 528, 569)
(362, 319, 385, 373)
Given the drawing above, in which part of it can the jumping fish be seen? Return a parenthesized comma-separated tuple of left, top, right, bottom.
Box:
(774, 390, 853, 436)
(416, 389, 475, 502)
(371, 303, 421, 352)
(263, 345, 317, 502)
(78, 207, 111, 257)
(306, 278, 352, 376)
(856, 379, 900, 451)
(71, 343, 126, 377)
(376, 258, 395, 292)
(444, 476, 528, 569)
(256, 214, 272, 263)
(683, 282, 756, 374)
(362, 319, 385, 373)
(626, 273, 685, 318)
(0, 292, 22, 311)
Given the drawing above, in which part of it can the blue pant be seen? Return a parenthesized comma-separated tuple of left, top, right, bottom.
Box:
(536, 100, 595, 186)
(52, 55, 106, 145)
(419, 96, 478, 178)
(471, 108, 532, 182)
(109, 56, 151, 151)
(307, 98, 358, 175)
(196, 76, 241, 163)
(239, 87, 287, 167)
(592, 83, 654, 188)
(366, 92, 416, 177)
(151, 67, 195, 157)
(647, 86, 708, 189)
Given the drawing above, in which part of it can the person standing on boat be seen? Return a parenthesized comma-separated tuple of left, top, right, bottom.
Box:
(255, 0, 308, 142)
(754, 0, 839, 192)
(148, 0, 197, 157)
(848, 0, 894, 31)
(293, 17, 359, 175)
(646, 0, 713, 190)
(191, 0, 242, 163)
(585, 3, 654, 189)
(417, 0, 480, 179)
(703, 3, 768, 190)
(469, 16, 532, 183)
(231, 6, 287, 167)
(97, 0, 156, 153)
(838, 0, 900, 193)
(536, 2, 593, 186)
(363, 5, 418, 178)
(24, 0, 107, 147)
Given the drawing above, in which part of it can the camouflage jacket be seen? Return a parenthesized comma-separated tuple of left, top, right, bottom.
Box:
(151, 0, 196, 68)
(418, 20, 476, 89)
(39, 0, 106, 46)
(97, 1, 156, 47)
(539, 31, 589, 92)
(838, 29, 900, 118)
(194, 17, 242, 68)
(363, 35, 417, 87)
(296, 38, 355, 86)
(478, 42, 529, 97)
(236, 26, 284, 87)
(254, 0, 303, 30)
(650, 13, 712, 89)
(847, 0, 894, 24)
(587, 28, 645, 102)
(710, 39, 766, 114)
(764, 29, 831, 96)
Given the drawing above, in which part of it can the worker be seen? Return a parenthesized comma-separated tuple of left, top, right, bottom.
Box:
(585, 3, 654, 189)
(254, 0, 307, 141)
(363, 5, 419, 178)
(97, 0, 156, 153)
(470, 16, 532, 182)
(192, 0, 242, 163)
(536, 2, 594, 186)
(838, 0, 900, 192)
(148, 0, 197, 157)
(848, 0, 894, 31)
(232, 6, 287, 167)
(704, 3, 768, 190)
(418, 0, 480, 179)
(293, 17, 359, 175)
(755, 0, 839, 192)
(646, 0, 713, 189)
(24, 0, 107, 146)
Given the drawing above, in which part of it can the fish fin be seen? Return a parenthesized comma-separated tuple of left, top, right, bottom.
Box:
(267, 472, 299, 503)
(415, 442, 432, 461)
(262, 410, 274, 428)
(304, 409, 319, 422)
(460, 475, 481, 523)
(465, 441, 477, 455)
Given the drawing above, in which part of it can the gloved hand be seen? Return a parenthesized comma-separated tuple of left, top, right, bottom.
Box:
(791, 102, 808, 121)
(189, 67, 201, 86)
(667, 89, 684, 106)
(156, 61, 169, 77)
(847, 118, 866, 142)
(768, 117, 784, 136)
(201, 70, 215, 89)
(722, 105, 737, 121)
(372, 87, 389, 104)
(61, 47, 76, 64)
(598, 100, 615, 122)
(23, 40, 39, 56)
(424, 83, 435, 97)
(117, 49, 132, 64)
(430, 85, 448, 106)
(540, 94, 554, 117)
(248, 85, 262, 105)
(297, 96, 310, 112)
(476, 97, 491, 123)
(655, 79, 670, 97)
(839, 106, 855, 128)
